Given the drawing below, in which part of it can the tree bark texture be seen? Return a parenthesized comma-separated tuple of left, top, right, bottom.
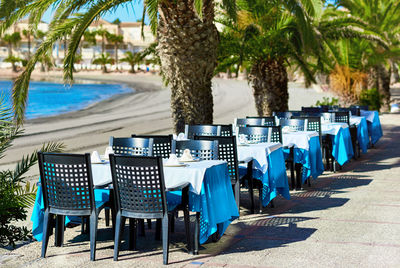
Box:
(158, 0, 218, 133)
(368, 64, 391, 112)
(390, 60, 400, 84)
(249, 58, 288, 116)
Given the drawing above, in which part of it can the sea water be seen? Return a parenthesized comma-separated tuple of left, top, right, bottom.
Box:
(0, 80, 133, 119)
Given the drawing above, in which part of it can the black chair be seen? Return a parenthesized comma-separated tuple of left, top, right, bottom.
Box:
(109, 136, 154, 230)
(302, 107, 323, 114)
(194, 136, 241, 210)
(338, 107, 360, 116)
(235, 118, 264, 127)
(273, 111, 301, 119)
(351, 105, 369, 111)
(246, 116, 276, 126)
(185, 125, 221, 139)
(237, 126, 282, 143)
(333, 111, 350, 125)
(109, 137, 154, 156)
(132, 135, 173, 159)
(38, 152, 105, 261)
(279, 118, 307, 131)
(110, 155, 189, 265)
(172, 140, 219, 160)
(219, 124, 233, 136)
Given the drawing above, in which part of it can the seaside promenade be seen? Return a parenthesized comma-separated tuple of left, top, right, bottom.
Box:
(0, 111, 398, 267)
(0, 72, 399, 267)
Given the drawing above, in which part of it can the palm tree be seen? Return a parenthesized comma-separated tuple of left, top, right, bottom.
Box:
(0, 97, 64, 247)
(0, 0, 235, 131)
(94, 26, 109, 56)
(335, 0, 400, 111)
(83, 30, 97, 59)
(106, 33, 123, 71)
(3, 32, 21, 72)
(120, 51, 141, 73)
(22, 29, 33, 59)
(218, 0, 322, 115)
(92, 53, 113, 73)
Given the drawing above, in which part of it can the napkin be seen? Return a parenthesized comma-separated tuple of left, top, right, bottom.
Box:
(282, 126, 291, 133)
(238, 134, 248, 144)
(166, 154, 180, 165)
(173, 133, 187, 141)
(179, 149, 193, 161)
(91, 151, 102, 163)
(104, 146, 114, 159)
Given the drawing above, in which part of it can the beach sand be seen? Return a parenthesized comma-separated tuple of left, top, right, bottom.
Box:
(0, 70, 334, 175)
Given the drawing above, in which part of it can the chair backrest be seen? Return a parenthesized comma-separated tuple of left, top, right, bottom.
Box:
(279, 118, 307, 131)
(109, 137, 153, 156)
(172, 140, 219, 160)
(246, 116, 276, 126)
(37, 152, 95, 215)
(351, 105, 369, 111)
(237, 126, 282, 143)
(302, 107, 322, 114)
(273, 111, 301, 119)
(234, 118, 264, 127)
(184, 125, 221, 139)
(219, 124, 233, 136)
(293, 116, 322, 143)
(334, 111, 350, 125)
(109, 155, 167, 218)
(338, 107, 360, 116)
(194, 135, 239, 182)
(131, 135, 172, 159)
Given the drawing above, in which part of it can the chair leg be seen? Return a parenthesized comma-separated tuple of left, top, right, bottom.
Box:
(193, 212, 200, 255)
(290, 161, 295, 190)
(113, 212, 124, 261)
(183, 208, 191, 253)
(233, 181, 240, 213)
(147, 219, 152, 229)
(170, 213, 175, 233)
(155, 219, 161, 241)
(162, 214, 170, 265)
(55, 215, 64, 247)
(89, 212, 98, 261)
(258, 185, 263, 213)
(41, 210, 51, 258)
(105, 208, 110, 227)
(129, 218, 137, 250)
(295, 164, 302, 190)
(139, 219, 145, 236)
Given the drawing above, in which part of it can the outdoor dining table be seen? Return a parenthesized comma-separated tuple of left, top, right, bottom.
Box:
(282, 131, 324, 183)
(321, 122, 354, 166)
(350, 115, 370, 154)
(360, 110, 383, 145)
(236, 142, 290, 207)
(31, 159, 239, 249)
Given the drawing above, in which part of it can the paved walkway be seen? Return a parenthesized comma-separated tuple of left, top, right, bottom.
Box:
(1, 113, 399, 268)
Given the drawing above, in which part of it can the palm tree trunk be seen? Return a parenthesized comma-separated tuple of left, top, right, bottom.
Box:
(27, 33, 31, 59)
(115, 43, 118, 71)
(249, 58, 289, 116)
(8, 43, 17, 73)
(158, 0, 218, 133)
(368, 65, 391, 112)
(102, 35, 105, 55)
(391, 60, 399, 84)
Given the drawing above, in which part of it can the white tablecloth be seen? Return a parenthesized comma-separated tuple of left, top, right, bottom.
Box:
(360, 110, 375, 123)
(321, 122, 348, 135)
(282, 131, 319, 150)
(237, 142, 282, 174)
(91, 160, 227, 195)
(350, 115, 363, 126)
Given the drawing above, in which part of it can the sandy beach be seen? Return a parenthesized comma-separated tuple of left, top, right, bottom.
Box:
(0, 70, 334, 175)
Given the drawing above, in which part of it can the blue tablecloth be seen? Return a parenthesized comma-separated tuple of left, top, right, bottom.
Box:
(331, 127, 354, 166)
(283, 136, 324, 183)
(368, 111, 383, 145)
(31, 163, 238, 245)
(356, 117, 369, 154)
(240, 147, 290, 207)
(189, 164, 239, 244)
(31, 187, 110, 242)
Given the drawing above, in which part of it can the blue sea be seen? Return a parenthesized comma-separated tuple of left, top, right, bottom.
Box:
(0, 80, 133, 119)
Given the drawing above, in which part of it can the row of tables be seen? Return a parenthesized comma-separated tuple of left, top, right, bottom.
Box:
(30, 110, 383, 250)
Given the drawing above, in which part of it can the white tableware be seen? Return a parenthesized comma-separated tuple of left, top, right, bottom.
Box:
(104, 146, 114, 160)
(238, 134, 249, 145)
(179, 149, 196, 162)
(91, 151, 103, 163)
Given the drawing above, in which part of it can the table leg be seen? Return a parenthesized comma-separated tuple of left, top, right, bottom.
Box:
(54, 215, 64, 247)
